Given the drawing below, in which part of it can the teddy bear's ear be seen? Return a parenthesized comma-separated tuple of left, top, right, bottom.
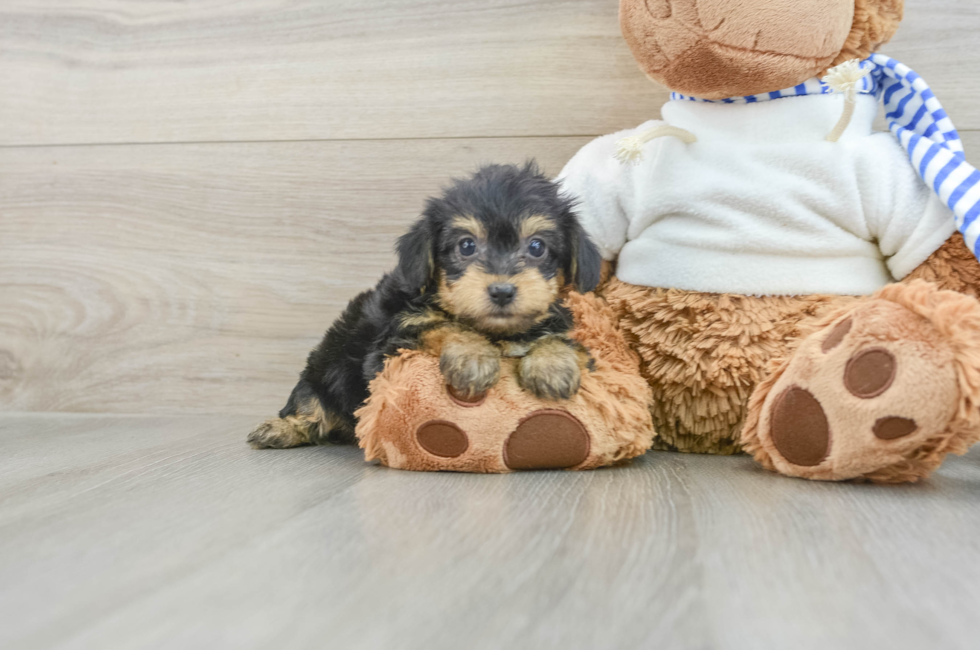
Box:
(827, 0, 904, 72)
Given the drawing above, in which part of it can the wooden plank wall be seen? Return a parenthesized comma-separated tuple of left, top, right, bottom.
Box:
(2, 1, 979, 416)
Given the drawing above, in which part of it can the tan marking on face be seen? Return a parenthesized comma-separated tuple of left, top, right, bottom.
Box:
(450, 215, 487, 240)
(437, 267, 560, 335)
(511, 267, 559, 317)
(519, 215, 557, 240)
(437, 269, 496, 322)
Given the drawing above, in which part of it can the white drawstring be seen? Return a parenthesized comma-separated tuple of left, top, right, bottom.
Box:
(614, 125, 697, 165)
(822, 59, 872, 142)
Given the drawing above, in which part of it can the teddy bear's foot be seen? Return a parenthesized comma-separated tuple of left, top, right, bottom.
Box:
(742, 281, 980, 483)
(413, 410, 592, 470)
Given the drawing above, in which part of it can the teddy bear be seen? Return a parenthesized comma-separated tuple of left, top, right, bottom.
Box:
(555, 0, 980, 482)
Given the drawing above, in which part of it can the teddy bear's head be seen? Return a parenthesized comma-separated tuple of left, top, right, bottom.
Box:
(621, 0, 903, 100)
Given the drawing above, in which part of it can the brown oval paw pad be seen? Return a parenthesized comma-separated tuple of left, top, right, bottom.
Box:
(821, 318, 853, 353)
(873, 416, 918, 440)
(416, 420, 469, 458)
(844, 347, 897, 398)
(770, 386, 830, 467)
(503, 410, 590, 470)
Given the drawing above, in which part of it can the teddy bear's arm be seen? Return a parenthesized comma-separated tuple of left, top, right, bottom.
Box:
(858, 134, 958, 281)
(905, 233, 980, 297)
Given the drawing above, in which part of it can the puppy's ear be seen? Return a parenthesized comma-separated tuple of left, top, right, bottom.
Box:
(568, 221, 602, 293)
(395, 217, 436, 293)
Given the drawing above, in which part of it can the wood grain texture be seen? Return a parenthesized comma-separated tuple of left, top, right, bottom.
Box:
(1, 413, 979, 650)
(0, 137, 591, 415)
(1, 0, 978, 146)
(0, 0, 655, 146)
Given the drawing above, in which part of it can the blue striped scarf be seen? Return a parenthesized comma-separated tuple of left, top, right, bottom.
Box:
(672, 54, 980, 259)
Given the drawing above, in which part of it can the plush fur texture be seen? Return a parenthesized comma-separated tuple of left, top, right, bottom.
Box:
(830, 0, 904, 70)
(620, 0, 902, 100)
(594, 233, 980, 460)
(248, 162, 603, 451)
(601, 277, 857, 454)
(905, 234, 980, 297)
(355, 291, 656, 472)
(741, 281, 980, 483)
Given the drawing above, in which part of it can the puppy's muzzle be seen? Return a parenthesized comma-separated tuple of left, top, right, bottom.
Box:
(487, 282, 517, 307)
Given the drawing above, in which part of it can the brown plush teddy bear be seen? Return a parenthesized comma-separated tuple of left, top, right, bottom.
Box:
(556, 0, 980, 482)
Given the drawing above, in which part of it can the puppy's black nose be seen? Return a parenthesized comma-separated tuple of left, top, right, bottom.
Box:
(487, 283, 517, 306)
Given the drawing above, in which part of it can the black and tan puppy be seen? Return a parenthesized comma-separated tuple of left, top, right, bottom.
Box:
(248, 162, 602, 449)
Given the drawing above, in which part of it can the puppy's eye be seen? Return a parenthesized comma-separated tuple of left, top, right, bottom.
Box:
(527, 238, 546, 258)
(458, 238, 477, 257)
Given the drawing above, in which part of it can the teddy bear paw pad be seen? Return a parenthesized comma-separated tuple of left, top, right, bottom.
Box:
(843, 347, 896, 398)
(769, 386, 830, 467)
(416, 420, 469, 458)
(503, 410, 590, 470)
(873, 416, 918, 440)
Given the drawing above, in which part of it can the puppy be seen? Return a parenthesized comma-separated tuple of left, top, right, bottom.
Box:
(248, 162, 602, 449)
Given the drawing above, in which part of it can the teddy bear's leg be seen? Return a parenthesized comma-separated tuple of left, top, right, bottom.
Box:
(600, 278, 854, 454)
(742, 281, 980, 483)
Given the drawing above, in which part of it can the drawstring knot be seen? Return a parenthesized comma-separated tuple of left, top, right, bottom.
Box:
(614, 125, 697, 165)
(823, 59, 872, 142)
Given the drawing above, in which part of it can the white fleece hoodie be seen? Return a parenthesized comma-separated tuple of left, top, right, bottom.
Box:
(557, 92, 956, 296)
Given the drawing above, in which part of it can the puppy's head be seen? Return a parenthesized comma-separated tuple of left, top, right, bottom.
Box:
(395, 161, 601, 335)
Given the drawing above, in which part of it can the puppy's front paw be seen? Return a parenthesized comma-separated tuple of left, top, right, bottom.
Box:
(440, 334, 501, 400)
(519, 338, 586, 401)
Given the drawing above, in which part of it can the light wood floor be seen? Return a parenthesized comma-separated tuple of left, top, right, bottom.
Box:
(2, 413, 979, 650)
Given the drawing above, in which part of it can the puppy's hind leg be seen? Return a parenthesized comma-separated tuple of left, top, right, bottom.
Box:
(247, 380, 353, 449)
